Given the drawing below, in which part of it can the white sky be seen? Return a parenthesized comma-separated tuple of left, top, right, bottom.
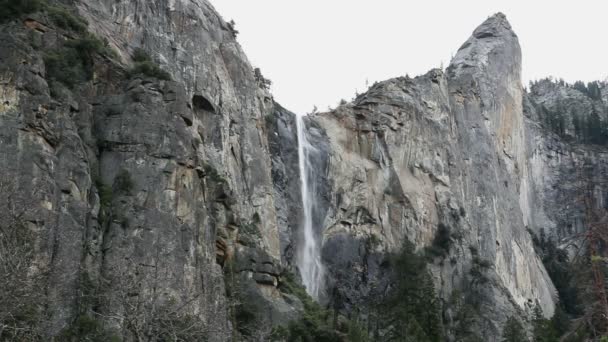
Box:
(212, 1, 608, 114)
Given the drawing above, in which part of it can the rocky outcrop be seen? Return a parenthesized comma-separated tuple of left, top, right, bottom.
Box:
(522, 80, 608, 243)
(306, 14, 557, 340)
(0, 0, 299, 340)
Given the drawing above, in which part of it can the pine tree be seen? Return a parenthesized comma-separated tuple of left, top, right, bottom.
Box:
(502, 316, 527, 342)
(588, 108, 603, 144)
(380, 240, 443, 342)
(532, 304, 559, 342)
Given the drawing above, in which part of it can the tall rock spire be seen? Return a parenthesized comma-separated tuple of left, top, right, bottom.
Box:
(447, 13, 556, 322)
(448, 13, 524, 171)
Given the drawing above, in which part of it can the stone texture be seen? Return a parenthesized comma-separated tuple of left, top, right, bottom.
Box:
(1, 2, 607, 341)
(305, 14, 560, 341)
(0, 1, 297, 340)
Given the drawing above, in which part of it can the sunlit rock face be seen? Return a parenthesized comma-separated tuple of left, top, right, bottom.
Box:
(305, 14, 558, 340)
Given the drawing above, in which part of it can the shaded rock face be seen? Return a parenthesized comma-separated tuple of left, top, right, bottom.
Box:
(522, 84, 608, 243)
(0, 0, 298, 340)
(1, 2, 607, 341)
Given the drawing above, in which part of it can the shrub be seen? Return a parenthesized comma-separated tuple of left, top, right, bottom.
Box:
(366, 234, 381, 248)
(95, 179, 113, 209)
(0, 0, 43, 23)
(45, 35, 109, 88)
(428, 223, 452, 257)
(470, 256, 491, 284)
(202, 162, 227, 185)
(113, 169, 134, 195)
(58, 315, 121, 342)
(227, 19, 238, 37)
(381, 240, 443, 342)
(276, 272, 346, 341)
(254, 67, 271, 89)
(501, 316, 526, 342)
(44, 47, 87, 88)
(347, 319, 370, 342)
(128, 49, 171, 81)
(239, 220, 260, 239)
(132, 48, 151, 63)
(128, 61, 171, 81)
(48, 5, 87, 32)
(264, 112, 275, 126)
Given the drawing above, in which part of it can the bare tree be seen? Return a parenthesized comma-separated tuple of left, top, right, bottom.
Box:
(99, 242, 211, 342)
(569, 159, 608, 338)
(0, 180, 47, 340)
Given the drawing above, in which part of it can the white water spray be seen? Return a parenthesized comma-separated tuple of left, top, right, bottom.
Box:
(295, 115, 325, 299)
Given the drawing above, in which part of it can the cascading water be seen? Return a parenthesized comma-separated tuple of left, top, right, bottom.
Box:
(295, 114, 325, 300)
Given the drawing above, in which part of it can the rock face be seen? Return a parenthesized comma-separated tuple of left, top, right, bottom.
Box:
(0, 0, 297, 340)
(522, 80, 608, 244)
(1, 2, 607, 341)
(307, 14, 556, 340)
(302, 13, 608, 341)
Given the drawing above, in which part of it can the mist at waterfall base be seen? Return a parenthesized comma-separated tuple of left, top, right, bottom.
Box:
(295, 114, 325, 300)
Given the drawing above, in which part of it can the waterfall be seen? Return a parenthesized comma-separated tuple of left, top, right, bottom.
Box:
(295, 114, 325, 300)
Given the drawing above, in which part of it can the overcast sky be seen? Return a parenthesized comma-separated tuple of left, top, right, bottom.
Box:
(213, 1, 608, 114)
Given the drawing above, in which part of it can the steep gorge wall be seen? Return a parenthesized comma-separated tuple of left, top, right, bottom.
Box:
(1, 1, 607, 341)
(0, 0, 300, 340)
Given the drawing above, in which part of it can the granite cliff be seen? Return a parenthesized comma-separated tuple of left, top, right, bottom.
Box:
(0, 1, 606, 341)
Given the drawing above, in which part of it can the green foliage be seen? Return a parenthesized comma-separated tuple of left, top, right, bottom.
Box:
(426, 223, 452, 258)
(366, 234, 382, 249)
(276, 272, 349, 342)
(128, 49, 171, 81)
(113, 169, 134, 195)
(573, 80, 603, 101)
(530, 79, 608, 145)
(202, 162, 227, 185)
(233, 300, 257, 336)
(48, 5, 87, 32)
(347, 319, 370, 342)
(501, 316, 526, 342)
(265, 112, 275, 126)
(128, 61, 171, 80)
(531, 229, 580, 316)
(254, 67, 272, 89)
(532, 303, 576, 342)
(239, 220, 260, 239)
(227, 19, 239, 37)
(380, 240, 443, 342)
(0, 0, 43, 23)
(44, 46, 87, 88)
(132, 48, 151, 63)
(252, 212, 261, 224)
(450, 294, 484, 342)
(45, 34, 109, 88)
(59, 315, 121, 342)
(470, 255, 491, 284)
(95, 178, 113, 209)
